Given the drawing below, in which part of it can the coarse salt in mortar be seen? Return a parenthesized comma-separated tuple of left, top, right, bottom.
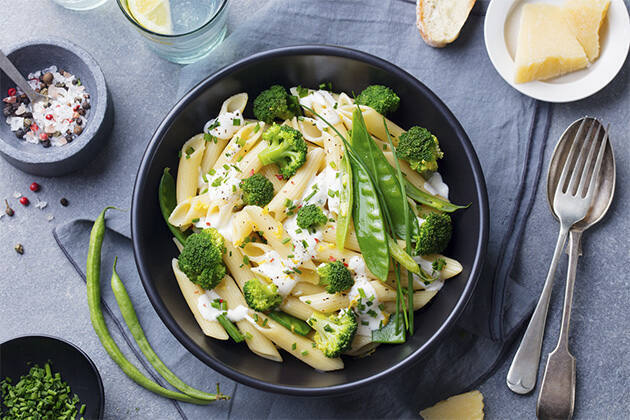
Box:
(2, 65, 91, 148)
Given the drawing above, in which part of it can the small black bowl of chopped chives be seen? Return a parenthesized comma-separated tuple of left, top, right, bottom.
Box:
(1, 335, 103, 419)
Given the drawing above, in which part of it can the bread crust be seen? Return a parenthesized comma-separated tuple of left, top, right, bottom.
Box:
(416, 0, 477, 48)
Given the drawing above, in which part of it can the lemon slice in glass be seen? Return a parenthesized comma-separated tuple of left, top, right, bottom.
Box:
(127, 0, 173, 35)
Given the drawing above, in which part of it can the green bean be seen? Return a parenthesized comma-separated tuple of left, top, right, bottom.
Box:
(159, 168, 190, 244)
(267, 311, 312, 336)
(350, 108, 409, 239)
(348, 151, 390, 281)
(216, 314, 245, 342)
(384, 118, 415, 334)
(110, 259, 224, 402)
(336, 151, 353, 250)
(87, 207, 224, 405)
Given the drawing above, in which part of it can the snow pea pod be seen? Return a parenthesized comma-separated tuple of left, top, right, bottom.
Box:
(336, 151, 353, 250)
(159, 168, 190, 244)
(405, 180, 468, 213)
(350, 109, 409, 240)
(349, 151, 390, 281)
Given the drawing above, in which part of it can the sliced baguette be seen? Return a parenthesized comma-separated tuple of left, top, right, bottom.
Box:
(416, 0, 477, 48)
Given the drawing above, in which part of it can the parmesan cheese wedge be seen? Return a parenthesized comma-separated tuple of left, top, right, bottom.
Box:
(514, 4, 589, 83)
(564, 0, 611, 61)
(420, 390, 485, 420)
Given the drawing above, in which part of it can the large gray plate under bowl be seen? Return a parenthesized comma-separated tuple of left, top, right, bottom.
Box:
(0, 39, 112, 176)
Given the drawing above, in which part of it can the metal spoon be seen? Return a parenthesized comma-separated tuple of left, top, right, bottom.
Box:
(507, 117, 608, 395)
(536, 118, 615, 419)
(0, 49, 48, 104)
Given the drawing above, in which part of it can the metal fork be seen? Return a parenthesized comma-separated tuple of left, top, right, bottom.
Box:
(506, 118, 607, 395)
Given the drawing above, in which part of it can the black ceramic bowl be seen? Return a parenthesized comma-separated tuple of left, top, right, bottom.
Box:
(0, 38, 113, 176)
(0, 335, 104, 419)
(132, 46, 488, 396)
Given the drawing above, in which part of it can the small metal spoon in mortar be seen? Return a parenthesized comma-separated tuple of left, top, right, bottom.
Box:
(537, 117, 616, 420)
(0, 49, 48, 104)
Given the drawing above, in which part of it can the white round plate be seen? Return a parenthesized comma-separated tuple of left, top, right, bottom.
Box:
(484, 0, 630, 103)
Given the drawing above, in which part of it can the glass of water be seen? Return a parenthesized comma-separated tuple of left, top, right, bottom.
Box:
(116, 0, 229, 64)
(52, 0, 108, 11)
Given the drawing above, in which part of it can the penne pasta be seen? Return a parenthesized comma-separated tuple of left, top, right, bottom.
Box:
(247, 313, 343, 371)
(266, 148, 326, 220)
(163, 87, 465, 371)
(176, 134, 206, 203)
(338, 104, 404, 143)
(168, 194, 212, 229)
(212, 121, 265, 170)
(279, 296, 314, 321)
(220, 93, 248, 115)
(171, 259, 228, 340)
(215, 276, 282, 362)
(383, 289, 439, 312)
(259, 164, 286, 192)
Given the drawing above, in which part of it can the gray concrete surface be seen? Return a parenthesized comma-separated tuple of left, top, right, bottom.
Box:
(1, 0, 628, 419)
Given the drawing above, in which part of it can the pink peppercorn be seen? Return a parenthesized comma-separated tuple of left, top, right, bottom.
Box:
(30, 182, 40, 192)
(39, 133, 48, 141)
(19, 197, 29, 206)
(7, 88, 16, 96)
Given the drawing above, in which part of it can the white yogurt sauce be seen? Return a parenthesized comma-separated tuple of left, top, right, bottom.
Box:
(198, 290, 249, 322)
(292, 88, 340, 125)
(199, 207, 235, 243)
(412, 255, 444, 291)
(197, 289, 222, 321)
(226, 305, 249, 322)
(283, 214, 322, 264)
(424, 172, 449, 199)
(347, 256, 386, 336)
(249, 250, 298, 297)
(195, 166, 241, 241)
(204, 110, 243, 140)
(300, 166, 341, 215)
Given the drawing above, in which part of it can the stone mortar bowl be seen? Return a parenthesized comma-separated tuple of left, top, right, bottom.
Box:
(0, 38, 112, 176)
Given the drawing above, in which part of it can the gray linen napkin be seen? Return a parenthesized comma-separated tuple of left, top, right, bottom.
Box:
(54, 0, 551, 418)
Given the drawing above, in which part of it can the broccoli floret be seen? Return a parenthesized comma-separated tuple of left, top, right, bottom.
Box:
(396, 126, 444, 178)
(355, 85, 400, 115)
(240, 173, 274, 207)
(414, 213, 452, 255)
(307, 310, 358, 358)
(253, 85, 301, 124)
(243, 278, 282, 312)
(258, 124, 307, 179)
(296, 204, 327, 230)
(178, 228, 227, 290)
(317, 261, 354, 294)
